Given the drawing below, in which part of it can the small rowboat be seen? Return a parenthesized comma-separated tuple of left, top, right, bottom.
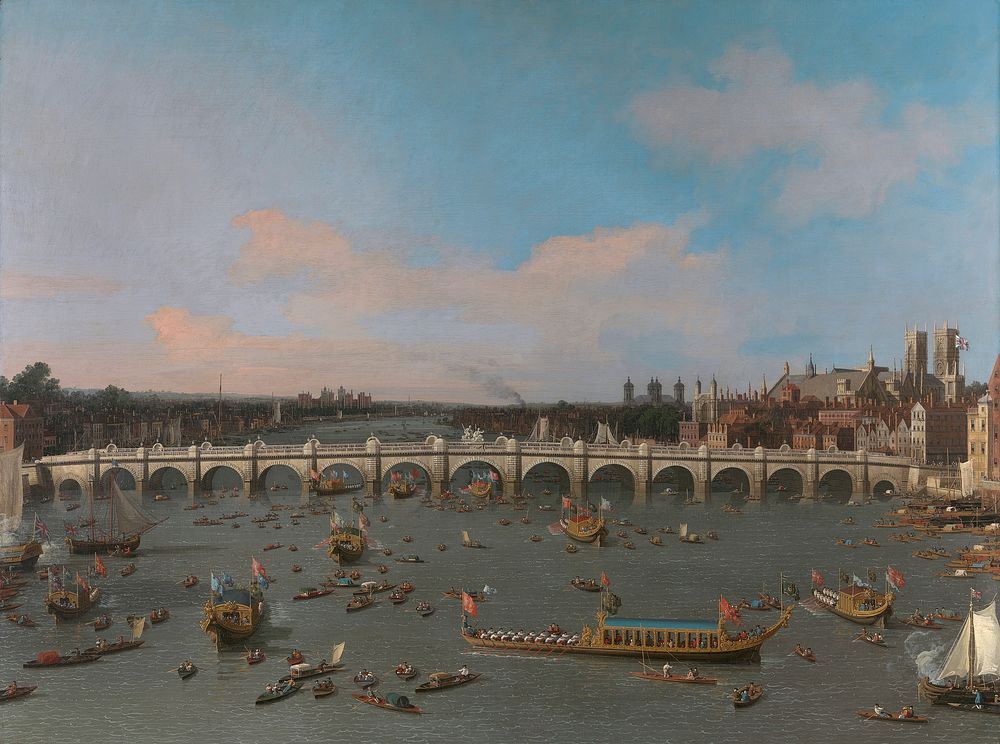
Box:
(629, 671, 717, 685)
(854, 632, 888, 647)
(395, 555, 424, 564)
(389, 592, 407, 604)
(312, 681, 337, 698)
(417, 605, 435, 617)
(900, 617, 943, 630)
(565, 544, 578, 554)
(255, 681, 301, 704)
(149, 609, 170, 624)
(733, 684, 763, 708)
(855, 709, 928, 723)
(0, 685, 37, 702)
(293, 588, 333, 601)
(353, 582, 395, 596)
(530, 535, 543, 542)
(23, 653, 101, 669)
(395, 667, 419, 681)
(247, 651, 266, 665)
(6, 614, 36, 628)
(937, 570, 974, 579)
(94, 616, 113, 631)
(119, 563, 136, 577)
(182, 576, 198, 588)
(794, 647, 816, 663)
(351, 692, 422, 714)
(353, 672, 380, 689)
(346, 596, 374, 612)
(571, 578, 601, 593)
(930, 612, 962, 622)
(415, 672, 480, 692)
(177, 663, 197, 680)
(263, 543, 283, 551)
(291, 565, 302, 573)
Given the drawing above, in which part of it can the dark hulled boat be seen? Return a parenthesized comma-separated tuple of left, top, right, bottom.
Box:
(45, 568, 100, 620)
(0, 445, 44, 571)
(327, 504, 366, 565)
(65, 480, 164, 555)
(918, 597, 1000, 704)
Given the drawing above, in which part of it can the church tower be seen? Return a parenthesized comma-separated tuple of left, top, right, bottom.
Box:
(623, 377, 634, 406)
(806, 354, 816, 378)
(933, 322, 964, 402)
(673, 377, 685, 405)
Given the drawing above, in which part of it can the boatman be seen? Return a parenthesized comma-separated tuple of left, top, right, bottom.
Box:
(662, 662, 672, 678)
(458, 665, 469, 678)
(873, 703, 889, 718)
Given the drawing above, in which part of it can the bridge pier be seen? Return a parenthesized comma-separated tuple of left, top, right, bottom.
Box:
(693, 478, 711, 504)
(749, 478, 764, 503)
(634, 479, 649, 506)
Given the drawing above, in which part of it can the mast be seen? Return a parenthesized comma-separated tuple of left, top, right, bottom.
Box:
(967, 594, 976, 690)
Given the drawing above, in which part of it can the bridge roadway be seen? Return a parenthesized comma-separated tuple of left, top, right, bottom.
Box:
(25, 435, 928, 504)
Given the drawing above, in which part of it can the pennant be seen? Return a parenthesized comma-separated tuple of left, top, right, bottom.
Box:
(482, 585, 497, 596)
(852, 574, 871, 589)
(461, 591, 478, 617)
(359, 513, 371, 530)
(64, 524, 77, 536)
(75, 572, 89, 591)
(410, 467, 420, 481)
(600, 571, 610, 588)
(314, 536, 332, 548)
(257, 574, 269, 590)
(719, 595, 741, 625)
(94, 555, 107, 578)
(811, 569, 824, 586)
(886, 566, 905, 591)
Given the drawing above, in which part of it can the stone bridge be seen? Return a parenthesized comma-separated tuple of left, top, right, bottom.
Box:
(25, 435, 930, 504)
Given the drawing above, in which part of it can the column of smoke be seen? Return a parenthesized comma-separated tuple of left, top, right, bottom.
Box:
(904, 631, 948, 682)
(454, 362, 526, 408)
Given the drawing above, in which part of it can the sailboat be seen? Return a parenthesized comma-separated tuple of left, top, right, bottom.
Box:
(327, 501, 366, 564)
(45, 565, 100, 620)
(462, 531, 485, 549)
(65, 478, 165, 554)
(0, 445, 43, 571)
(200, 560, 267, 649)
(560, 495, 607, 544)
(918, 596, 1000, 704)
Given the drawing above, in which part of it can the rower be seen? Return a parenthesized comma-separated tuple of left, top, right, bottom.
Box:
(458, 665, 469, 678)
(4, 682, 16, 695)
(662, 662, 672, 678)
(873, 703, 889, 718)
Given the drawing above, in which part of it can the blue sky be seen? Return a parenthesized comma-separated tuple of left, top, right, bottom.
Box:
(0, 1, 996, 401)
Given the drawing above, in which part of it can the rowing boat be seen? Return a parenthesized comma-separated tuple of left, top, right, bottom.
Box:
(255, 681, 301, 704)
(351, 692, 422, 714)
(415, 672, 480, 692)
(733, 684, 763, 708)
(855, 709, 927, 723)
(628, 671, 717, 685)
(0, 685, 37, 702)
(794, 647, 816, 662)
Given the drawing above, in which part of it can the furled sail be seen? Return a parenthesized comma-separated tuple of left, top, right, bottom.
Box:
(0, 445, 25, 536)
(110, 480, 160, 535)
(935, 600, 1000, 682)
(591, 421, 619, 447)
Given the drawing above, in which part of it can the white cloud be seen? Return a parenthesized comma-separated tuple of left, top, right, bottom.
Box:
(629, 46, 988, 222)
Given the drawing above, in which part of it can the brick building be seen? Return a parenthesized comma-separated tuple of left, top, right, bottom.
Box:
(0, 401, 44, 460)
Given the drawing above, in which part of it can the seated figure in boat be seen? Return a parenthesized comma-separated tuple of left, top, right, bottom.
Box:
(686, 667, 698, 679)
(458, 665, 469, 678)
(898, 705, 915, 719)
(4, 681, 17, 696)
(873, 703, 889, 718)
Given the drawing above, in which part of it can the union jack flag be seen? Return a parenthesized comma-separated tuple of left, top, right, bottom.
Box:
(955, 334, 970, 351)
(972, 588, 983, 600)
(33, 514, 49, 541)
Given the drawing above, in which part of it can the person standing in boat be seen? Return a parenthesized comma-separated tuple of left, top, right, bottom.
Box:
(458, 665, 469, 678)
(662, 662, 672, 678)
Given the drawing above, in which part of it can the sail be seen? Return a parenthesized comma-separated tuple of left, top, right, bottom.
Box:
(131, 616, 146, 641)
(0, 444, 25, 536)
(110, 480, 159, 535)
(960, 460, 975, 497)
(679, 523, 688, 538)
(462, 531, 471, 544)
(527, 416, 551, 442)
(935, 600, 1000, 681)
(330, 641, 345, 666)
(591, 421, 619, 447)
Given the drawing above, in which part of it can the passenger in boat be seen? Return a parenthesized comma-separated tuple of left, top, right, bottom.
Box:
(686, 667, 697, 679)
(4, 682, 17, 695)
(805, 647, 812, 656)
(872, 632, 882, 643)
(898, 706, 914, 719)
(873, 703, 889, 718)
(975, 690, 983, 709)
(740, 688, 750, 702)
(661, 662, 672, 678)
(115, 635, 124, 645)
(458, 665, 469, 678)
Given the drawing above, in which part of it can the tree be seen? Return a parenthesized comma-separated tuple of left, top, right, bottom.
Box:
(1, 362, 61, 404)
(967, 381, 987, 398)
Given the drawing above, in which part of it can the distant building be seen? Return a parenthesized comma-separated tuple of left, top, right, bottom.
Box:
(623, 377, 634, 406)
(911, 401, 967, 465)
(0, 401, 44, 460)
(968, 394, 990, 486)
(988, 354, 1000, 480)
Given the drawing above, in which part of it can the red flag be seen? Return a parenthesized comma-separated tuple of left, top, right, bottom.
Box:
(310, 468, 321, 482)
(461, 591, 478, 617)
(75, 572, 89, 591)
(972, 588, 983, 600)
(886, 566, 905, 591)
(562, 497, 572, 510)
(719, 595, 741, 625)
(410, 467, 420, 481)
(600, 572, 610, 588)
(391, 471, 400, 481)
(94, 555, 107, 578)
(251, 557, 267, 580)
(489, 470, 499, 482)
(811, 569, 824, 586)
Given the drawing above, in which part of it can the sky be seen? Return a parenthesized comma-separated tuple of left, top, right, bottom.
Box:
(0, 1, 997, 403)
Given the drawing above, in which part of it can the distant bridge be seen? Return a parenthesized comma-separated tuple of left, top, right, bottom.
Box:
(25, 436, 930, 503)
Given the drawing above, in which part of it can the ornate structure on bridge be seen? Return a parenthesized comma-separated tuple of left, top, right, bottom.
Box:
(26, 435, 927, 504)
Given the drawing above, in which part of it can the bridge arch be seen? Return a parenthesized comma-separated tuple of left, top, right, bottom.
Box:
(448, 456, 506, 482)
(589, 463, 636, 508)
(819, 468, 855, 501)
(767, 467, 804, 496)
(521, 462, 571, 499)
(256, 463, 304, 493)
(450, 460, 503, 497)
(711, 466, 751, 495)
(148, 465, 190, 493)
(99, 467, 137, 493)
(201, 464, 245, 492)
(652, 463, 696, 486)
(56, 478, 85, 499)
(872, 478, 900, 499)
(586, 459, 640, 485)
(381, 461, 432, 488)
(320, 463, 365, 483)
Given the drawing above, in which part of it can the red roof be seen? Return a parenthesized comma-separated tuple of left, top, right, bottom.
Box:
(0, 403, 36, 419)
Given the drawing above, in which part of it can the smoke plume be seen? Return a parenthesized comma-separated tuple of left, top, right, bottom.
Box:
(453, 361, 526, 407)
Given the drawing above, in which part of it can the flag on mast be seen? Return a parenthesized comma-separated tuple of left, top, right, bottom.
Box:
(461, 591, 478, 617)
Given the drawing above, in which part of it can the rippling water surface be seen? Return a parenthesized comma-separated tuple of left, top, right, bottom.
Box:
(0, 418, 994, 743)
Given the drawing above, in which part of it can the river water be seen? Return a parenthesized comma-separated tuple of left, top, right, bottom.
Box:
(1, 417, 995, 743)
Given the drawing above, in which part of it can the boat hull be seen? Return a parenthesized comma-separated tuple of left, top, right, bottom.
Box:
(918, 676, 1000, 704)
(462, 634, 768, 663)
(46, 588, 100, 619)
(65, 534, 141, 555)
(0, 541, 42, 571)
(200, 599, 265, 648)
(329, 541, 364, 564)
(561, 519, 607, 544)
